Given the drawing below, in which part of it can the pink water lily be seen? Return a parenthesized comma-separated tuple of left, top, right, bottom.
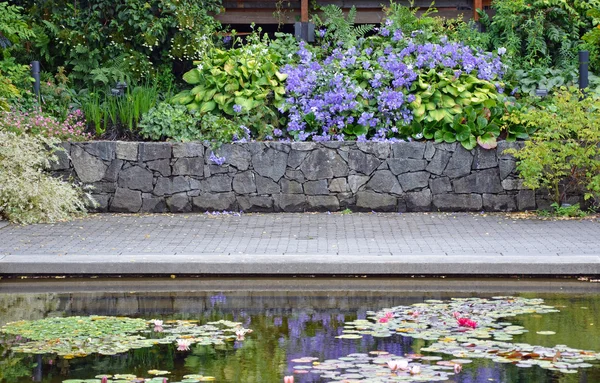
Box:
(387, 359, 409, 371)
(152, 319, 164, 332)
(283, 376, 294, 383)
(410, 365, 421, 375)
(176, 339, 192, 351)
(454, 363, 462, 373)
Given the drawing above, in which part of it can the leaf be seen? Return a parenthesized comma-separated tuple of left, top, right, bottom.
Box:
(461, 135, 477, 150)
(182, 69, 201, 85)
(199, 101, 217, 113)
(429, 109, 446, 121)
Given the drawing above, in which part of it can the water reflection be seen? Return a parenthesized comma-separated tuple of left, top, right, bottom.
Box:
(0, 280, 598, 383)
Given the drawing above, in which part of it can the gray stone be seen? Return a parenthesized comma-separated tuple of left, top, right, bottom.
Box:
(348, 150, 381, 175)
(307, 196, 340, 211)
(300, 148, 348, 180)
(291, 142, 316, 151)
(497, 141, 524, 160)
(281, 179, 304, 194)
(205, 174, 232, 192)
(274, 194, 307, 212)
(206, 164, 229, 175)
(429, 177, 452, 195)
(499, 159, 516, 180)
(117, 165, 154, 192)
(337, 147, 349, 162)
(71, 145, 107, 183)
(329, 178, 348, 193)
(356, 192, 397, 212)
(518, 189, 536, 210)
(392, 142, 425, 159)
(141, 197, 167, 213)
(398, 171, 430, 191)
(433, 194, 482, 211)
(425, 150, 452, 176)
(246, 142, 264, 155)
(444, 146, 473, 178)
(103, 159, 123, 182)
(473, 147, 497, 170)
(252, 148, 288, 182)
(49, 143, 70, 171)
(424, 142, 436, 160)
(116, 142, 138, 161)
(304, 180, 329, 195)
(189, 178, 202, 191)
(285, 169, 306, 183)
(388, 158, 428, 175)
(536, 195, 553, 211)
(367, 170, 403, 194)
(139, 143, 172, 161)
(173, 157, 203, 176)
(338, 193, 355, 208)
(166, 193, 192, 213)
(219, 144, 251, 171)
(172, 142, 204, 158)
(110, 187, 142, 212)
(483, 194, 517, 211)
(146, 159, 171, 177)
(453, 169, 503, 194)
(256, 175, 280, 194)
(192, 192, 237, 211)
(288, 150, 309, 169)
(321, 142, 342, 149)
(237, 196, 273, 212)
(92, 181, 116, 194)
(154, 176, 191, 196)
(437, 142, 458, 152)
(357, 142, 391, 159)
(84, 142, 116, 161)
(267, 142, 291, 153)
(233, 172, 257, 194)
(501, 178, 523, 190)
(348, 175, 370, 193)
(88, 194, 110, 212)
(406, 189, 432, 212)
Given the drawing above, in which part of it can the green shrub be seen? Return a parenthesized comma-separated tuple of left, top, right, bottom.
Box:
(506, 89, 600, 205)
(0, 131, 89, 224)
(139, 102, 200, 142)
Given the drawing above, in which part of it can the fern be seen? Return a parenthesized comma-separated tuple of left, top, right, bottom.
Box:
(312, 5, 373, 48)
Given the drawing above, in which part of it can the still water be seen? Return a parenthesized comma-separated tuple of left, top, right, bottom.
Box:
(0, 278, 598, 383)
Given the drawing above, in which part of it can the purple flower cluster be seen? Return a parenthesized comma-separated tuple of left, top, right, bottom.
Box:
(280, 28, 505, 142)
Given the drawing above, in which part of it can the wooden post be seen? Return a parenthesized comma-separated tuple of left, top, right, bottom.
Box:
(301, 0, 309, 22)
(473, 0, 483, 20)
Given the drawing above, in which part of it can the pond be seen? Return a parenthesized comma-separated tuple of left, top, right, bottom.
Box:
(0, 278, 598, 383)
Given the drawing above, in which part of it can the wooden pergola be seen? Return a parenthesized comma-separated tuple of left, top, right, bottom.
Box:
(216, 0, 492, 25)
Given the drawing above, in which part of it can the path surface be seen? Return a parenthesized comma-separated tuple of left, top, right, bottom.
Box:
(0, 212, 599, 275)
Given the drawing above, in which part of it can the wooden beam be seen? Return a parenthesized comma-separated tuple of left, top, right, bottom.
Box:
(301, 0, 309, 22)
(473, 0, 483, 20)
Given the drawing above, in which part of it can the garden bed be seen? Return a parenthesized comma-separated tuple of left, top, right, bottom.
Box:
(52, 140, 563, 213)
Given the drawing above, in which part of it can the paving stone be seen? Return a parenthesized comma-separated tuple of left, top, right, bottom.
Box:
(274, 194, 307, 212)
(388, 158, 428, 175)
(256, 175, 280, 194)
(307, 196, 340, 211)
(172, 142, 204, 158)
(366, 170, 403, 194)
(304, 180, 329, 195)
(329, 178, 348, 193)
(154, 176, 191, 196)
(444, 146, 474, 178)
(110, 187, 142, 212)
(453, 169, 503, 194)
(147, 159, 171, 177)
(253, 148, 288, 182)
(398, 171, 430, 192)
(117, 165, 154, 192)
(433, 194, 482, 211)
(192, 192, 237, 211)
(429, 177, 452, 195)
(237, 195, 273, 212)
(233, 171, 257, 194)
(300, 148, 348, 180)
(173, 157, 203, 176)
(71, 145, 107, 183)
(472, 147, 497, 170)
(116, 141, 138, 161)
(348, 149, 381, 175)
(392, 141, 426, 159)
(483, 194, 517, 211)
(139, 142, 171, 161)
(356, 191, 397, 212)
(348, 175, 369, 193)
(425, 150, 452, 176)
(166, 193, 192, 213)
(406, 189, 432, 212)
(281, 179, 303, 194)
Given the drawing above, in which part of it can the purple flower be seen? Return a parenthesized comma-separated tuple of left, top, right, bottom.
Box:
(318, 29, 326, 38)
(209, 152, 226, 165)
(392, 29, 403, 42)
(233, 104, 243, 113)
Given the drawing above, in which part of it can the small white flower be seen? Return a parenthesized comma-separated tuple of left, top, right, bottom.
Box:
(498, 47, 507, 56)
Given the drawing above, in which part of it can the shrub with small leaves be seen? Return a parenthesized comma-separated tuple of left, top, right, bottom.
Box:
(139, 102, 201, 142)
(0, 131, 89, 224)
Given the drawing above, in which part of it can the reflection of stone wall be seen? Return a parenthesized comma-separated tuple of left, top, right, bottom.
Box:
(53, 141, 552, 213)
(0, 294, 61, 326)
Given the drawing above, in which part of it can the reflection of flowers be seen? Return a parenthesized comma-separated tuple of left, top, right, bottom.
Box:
(176, 339, 192, 351)
(454, 363, 462, 373)
(152, 320, 164, 333)
(378, 311, 394, 323)
(236, 328, 253, 341)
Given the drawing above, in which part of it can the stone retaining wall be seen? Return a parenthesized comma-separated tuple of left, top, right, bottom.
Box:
(51, 141, 553, 213)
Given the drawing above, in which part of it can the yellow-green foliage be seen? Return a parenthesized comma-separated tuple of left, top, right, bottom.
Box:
(0, 131, 89, 224)
(506, 89, 600, 204)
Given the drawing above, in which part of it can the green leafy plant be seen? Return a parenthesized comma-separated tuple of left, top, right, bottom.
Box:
(506, 88, 600, 205)
(550, 202, 591, 217)
(383, 0, 444, 44)
(0, 131, 89, 224)
(312, 5, 374, 49)
(139, 102, 200, 142)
